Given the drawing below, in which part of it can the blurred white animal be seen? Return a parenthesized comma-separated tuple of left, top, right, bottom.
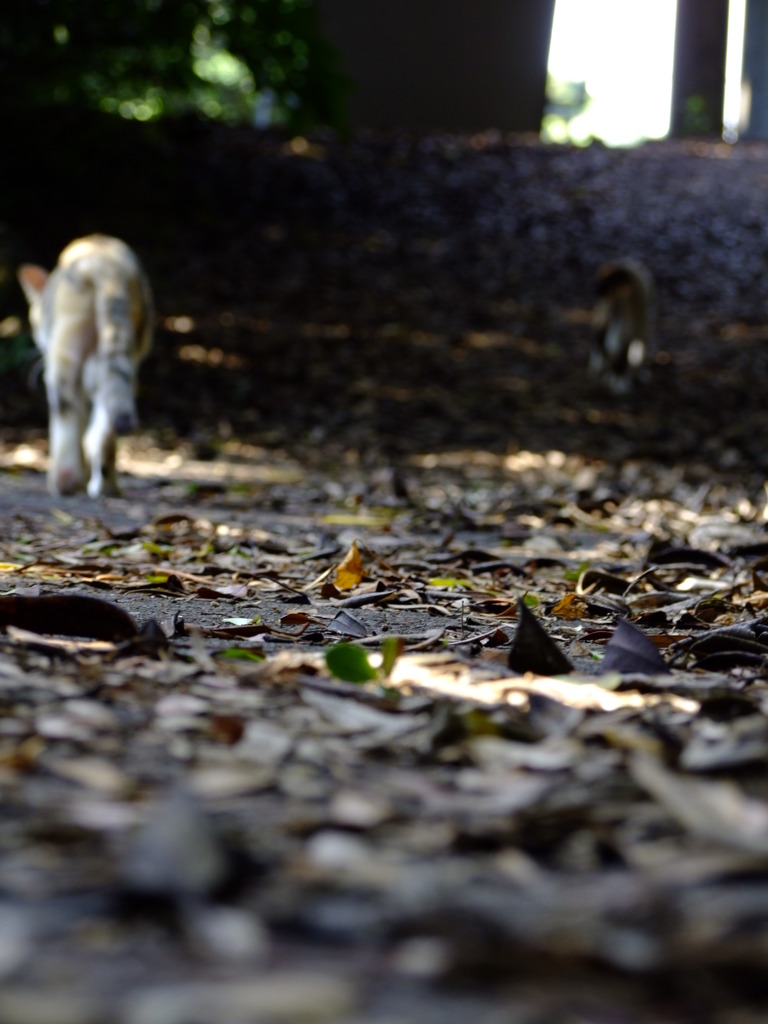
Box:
(18, 235, 153, 496)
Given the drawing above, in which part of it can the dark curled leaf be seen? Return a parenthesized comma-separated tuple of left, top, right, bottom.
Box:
(694, 652, 768, 671)
(427, 549, 497, 566)
(326, 609, 368, 638)
(668, 621, 768, 667)
(336, 589, 397, 609)
(582, 593, 630, 616)
(577, 568, 631, 596)
(140, 618, 167, 641)
(647, 544, 732, 569)
(125, 618, 170, 656)
(508, 599, 573, 676)
(464, 560, 526, 575)
(702, 621, 768, 642)
(727, 541, 768, 559)
(0, 594, 138, 641)
(685, 633, 768, 657)
(599, 618, 670, 676)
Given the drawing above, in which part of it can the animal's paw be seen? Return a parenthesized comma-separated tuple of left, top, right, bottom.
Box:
(87, 468, 121, 498)
(50, 464, 85, 496)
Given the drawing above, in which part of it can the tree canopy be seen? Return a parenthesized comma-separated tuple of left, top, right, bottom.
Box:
(2, 0, 348, 132)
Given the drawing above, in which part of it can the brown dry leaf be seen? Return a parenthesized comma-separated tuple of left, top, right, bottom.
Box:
(551, 593, 589, 619)
(334, 541, 366, 591)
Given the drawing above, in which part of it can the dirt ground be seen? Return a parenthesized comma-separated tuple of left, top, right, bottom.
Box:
(3, 127, 768, 1022)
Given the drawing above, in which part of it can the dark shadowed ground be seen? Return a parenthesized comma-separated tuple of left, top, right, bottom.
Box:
(2, 126, 768, 1022)
(5, 120, 768, 481)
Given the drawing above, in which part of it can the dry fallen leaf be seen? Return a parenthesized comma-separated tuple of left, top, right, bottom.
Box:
(334, 541, 366, 591)
(551, 593, 589, 620)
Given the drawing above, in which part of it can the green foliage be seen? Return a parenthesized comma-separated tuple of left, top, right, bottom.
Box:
(0, 334, 36, 376)
(217, 648, 265, 661)
(379, 637, 402, 678)
(325, 643, 379, 684)
(564, 561, 591, 582)
(681, 95, 715, 137)
(1, 0, 348, 132)
(428, 577, 473, 590)
(325, 639, 404, 686)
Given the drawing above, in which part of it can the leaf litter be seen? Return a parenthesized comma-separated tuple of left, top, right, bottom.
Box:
(2, 458, 768, 1022)
(5, 131, 768, 1021)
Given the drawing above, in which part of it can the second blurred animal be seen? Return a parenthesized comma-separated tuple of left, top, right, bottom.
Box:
(590, 259, 654, 394)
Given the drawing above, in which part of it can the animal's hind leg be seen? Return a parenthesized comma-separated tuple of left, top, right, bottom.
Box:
(84, 399, 119, 497)
(45, 361, 86, 495)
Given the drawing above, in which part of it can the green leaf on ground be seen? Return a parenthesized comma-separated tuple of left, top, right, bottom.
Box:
(217, 648, 264, 661)
(326, 642, 379, 683)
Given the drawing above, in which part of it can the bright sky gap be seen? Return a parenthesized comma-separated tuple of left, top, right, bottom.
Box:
(546, 0, 747, 146)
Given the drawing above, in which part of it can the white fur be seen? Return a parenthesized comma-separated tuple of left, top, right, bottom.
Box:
(17, 235, 152, 498)
(48, 401, 86, 495)
(84, 398, 117, 498)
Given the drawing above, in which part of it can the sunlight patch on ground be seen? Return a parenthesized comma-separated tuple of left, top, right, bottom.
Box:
(4, 444, 46, 471)
(0, 439, 305, 488)
(118, 448, 305, 486)
(387, 652, 696, 713)
(463, 331, 509, 350)
(176, 342, 246, 369)
(409, 448, 604, 476)
(163, 315, 196, 333)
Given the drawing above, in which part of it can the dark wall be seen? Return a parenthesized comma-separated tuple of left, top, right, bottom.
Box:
(315, 0, 556, 132)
